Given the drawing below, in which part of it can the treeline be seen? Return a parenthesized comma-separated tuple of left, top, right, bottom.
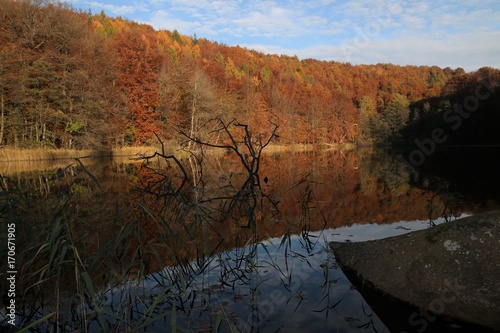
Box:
(0, 0, 498, 149)
(398, 67, 500, 147)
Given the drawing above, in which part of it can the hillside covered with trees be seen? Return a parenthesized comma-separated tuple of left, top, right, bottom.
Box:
(1, 0, 499, 149)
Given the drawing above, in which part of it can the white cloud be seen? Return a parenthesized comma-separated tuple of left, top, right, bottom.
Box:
(232, 7, 303, 37)
(85, 1, 145, 15)
(149, 10, 207, 33)
(208, 0, 241, 19)
(299, 15, 328, 28)
(239, 43, 305, 59)
(69, 0, 500, 70)
(247, 30, 500, 72)
(408, 2, 429, 15)
(399, 15, 425, 30)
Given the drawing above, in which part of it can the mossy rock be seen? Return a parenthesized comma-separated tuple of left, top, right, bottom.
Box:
(330, 211, 500, 330)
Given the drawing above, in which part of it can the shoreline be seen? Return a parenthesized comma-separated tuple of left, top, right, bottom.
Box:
(0, 146, 161, 163)
(0, 143, 360, 163)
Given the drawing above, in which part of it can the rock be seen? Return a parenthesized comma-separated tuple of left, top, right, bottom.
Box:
(329, 211, 500, 331)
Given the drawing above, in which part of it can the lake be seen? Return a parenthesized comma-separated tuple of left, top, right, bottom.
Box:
(1, 146, 499, 332)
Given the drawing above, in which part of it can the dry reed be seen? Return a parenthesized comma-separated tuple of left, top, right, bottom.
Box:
(0, 146, 165, 163)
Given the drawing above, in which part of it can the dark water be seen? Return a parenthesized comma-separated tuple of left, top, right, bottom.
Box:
(1, 147, 499, 332)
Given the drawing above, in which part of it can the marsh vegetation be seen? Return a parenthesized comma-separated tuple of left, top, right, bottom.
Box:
(1, 120, 498, 332)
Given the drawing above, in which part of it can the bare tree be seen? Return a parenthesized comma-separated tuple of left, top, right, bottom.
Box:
(179, 117, 280, 227)
(186, 70, 217, 150)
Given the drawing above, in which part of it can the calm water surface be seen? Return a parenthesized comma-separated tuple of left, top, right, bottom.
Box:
(1, 147, 499, 332)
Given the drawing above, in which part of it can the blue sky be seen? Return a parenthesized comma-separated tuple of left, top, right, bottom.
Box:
(67, 0, 500, 72)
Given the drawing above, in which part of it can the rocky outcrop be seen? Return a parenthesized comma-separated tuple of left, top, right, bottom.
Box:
(329, 211, 500, 330)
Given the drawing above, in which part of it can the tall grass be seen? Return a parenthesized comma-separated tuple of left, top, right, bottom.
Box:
(0, 146, 162, 163)
(0, 155, 339, 332)
(0, 122, 342, 332)
(0, 139, 262, 331)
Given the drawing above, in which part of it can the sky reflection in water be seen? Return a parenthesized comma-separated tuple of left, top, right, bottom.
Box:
(97, 216, 465, 332)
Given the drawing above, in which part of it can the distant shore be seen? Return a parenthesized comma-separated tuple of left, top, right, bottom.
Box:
(0, 142, 359, 163)
(0, 146, 161, 163)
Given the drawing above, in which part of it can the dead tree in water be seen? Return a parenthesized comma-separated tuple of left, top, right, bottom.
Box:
(179, 117, 279, 227)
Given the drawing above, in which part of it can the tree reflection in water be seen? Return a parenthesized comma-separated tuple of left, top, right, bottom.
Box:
(1, 138, 497, 331)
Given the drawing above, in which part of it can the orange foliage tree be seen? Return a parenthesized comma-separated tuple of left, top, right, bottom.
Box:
(2, 1, 491, 148)
(114, 28, 163, 145)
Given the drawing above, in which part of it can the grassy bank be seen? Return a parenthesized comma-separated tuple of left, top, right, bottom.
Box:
(0, 142, 359, 164)
(0, 146, 161, 162)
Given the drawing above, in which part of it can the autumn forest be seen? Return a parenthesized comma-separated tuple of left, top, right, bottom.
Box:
(1, 0, 499, 150)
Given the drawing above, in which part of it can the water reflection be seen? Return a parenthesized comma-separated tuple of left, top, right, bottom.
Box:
(85, 230, 388, 332)
(1, 147, 498, 332)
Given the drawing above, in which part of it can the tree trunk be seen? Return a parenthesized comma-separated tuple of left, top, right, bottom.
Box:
(189, 80, 197, 151)
(189, 100, 196, 150)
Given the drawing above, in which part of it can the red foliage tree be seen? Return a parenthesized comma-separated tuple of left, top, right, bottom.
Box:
(114, 28, 162, 145)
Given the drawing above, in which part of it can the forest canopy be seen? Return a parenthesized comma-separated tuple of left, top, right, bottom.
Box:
(0, 0, 498, 149)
